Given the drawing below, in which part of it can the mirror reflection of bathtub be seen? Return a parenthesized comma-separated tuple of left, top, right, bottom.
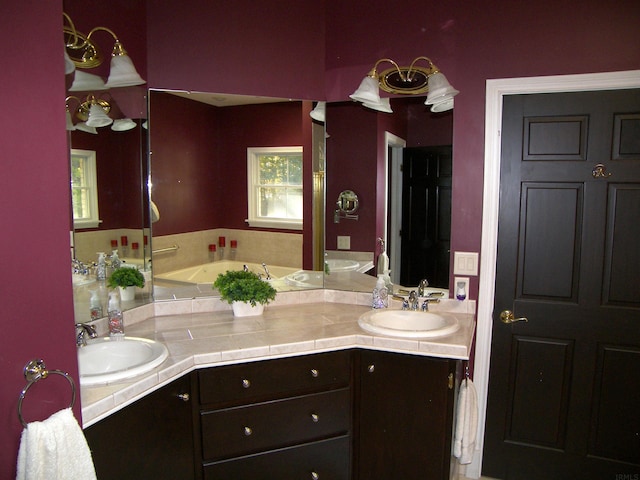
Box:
(153, 260, 325, 299)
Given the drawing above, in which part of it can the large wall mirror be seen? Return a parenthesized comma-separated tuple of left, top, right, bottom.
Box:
(324, 98, 453, 294)
(148, 90, 327, 300)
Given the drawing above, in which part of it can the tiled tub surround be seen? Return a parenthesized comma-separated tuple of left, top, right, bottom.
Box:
(80, 290, 476, 427)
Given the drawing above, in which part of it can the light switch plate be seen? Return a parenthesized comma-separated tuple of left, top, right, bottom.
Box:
(337, 236, 351, 250)
(453, 251, 479, 276)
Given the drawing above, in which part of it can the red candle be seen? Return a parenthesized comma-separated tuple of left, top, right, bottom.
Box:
(208, 244, 217, 252)
(120, 236, 128, 246)
(230, 240, 237, 249)
(132, 242, 139, 250)
(111, 239, 118, 248)
(218, 236, 226, 248)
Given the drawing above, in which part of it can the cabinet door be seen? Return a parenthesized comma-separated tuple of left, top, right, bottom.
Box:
(85, 374, 195, 480)
(355, 351, 455, 480)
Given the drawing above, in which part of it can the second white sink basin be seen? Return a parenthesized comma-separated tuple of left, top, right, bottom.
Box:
(78, 336, 169, 386)
(358, 310, 460, 338)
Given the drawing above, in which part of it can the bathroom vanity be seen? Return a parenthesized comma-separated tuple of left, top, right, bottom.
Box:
(81, 298, 474, 480)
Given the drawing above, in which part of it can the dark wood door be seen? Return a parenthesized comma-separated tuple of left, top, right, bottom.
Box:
(483, 90, 640, 479)
(400, 146, 452, 288)
(355, 350, 456, 480)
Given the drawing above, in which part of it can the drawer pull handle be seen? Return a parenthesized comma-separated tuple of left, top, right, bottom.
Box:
(244, 426, 253, 436)
(311, 472, 320, 480)
(177, 393, 190, 402)
(242, 379, 251, 388)
(311, 413, 319, 423)
(310, 369, 319, 378)
(367, 364, 375, 373)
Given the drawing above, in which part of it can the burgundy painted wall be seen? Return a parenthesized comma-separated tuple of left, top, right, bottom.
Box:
(1, 3, 80, 477)
(71, 127, 144, 231)
(146, 0, 326, 100)
(324, 0, 640, 295)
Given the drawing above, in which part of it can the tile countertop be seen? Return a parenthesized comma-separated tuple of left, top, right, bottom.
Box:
(80, 290, 476, 428)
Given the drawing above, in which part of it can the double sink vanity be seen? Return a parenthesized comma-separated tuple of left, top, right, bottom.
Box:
(79, 290, 475, 480)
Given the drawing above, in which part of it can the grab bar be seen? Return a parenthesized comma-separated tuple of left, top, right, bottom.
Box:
(17, 359, 76, 427)
(152, 244, 179, 254)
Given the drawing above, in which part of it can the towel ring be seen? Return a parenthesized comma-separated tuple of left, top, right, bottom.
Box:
(17, 359, 76, 428)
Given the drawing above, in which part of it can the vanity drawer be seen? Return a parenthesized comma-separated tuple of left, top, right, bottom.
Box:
(201, 388, 351, 461)
(203, 435, 351, 480)
(198, 351, 351, 406)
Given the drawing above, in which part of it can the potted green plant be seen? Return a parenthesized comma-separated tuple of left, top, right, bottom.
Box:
(107, 266, 146, 302)
(213, 269, 277, 316)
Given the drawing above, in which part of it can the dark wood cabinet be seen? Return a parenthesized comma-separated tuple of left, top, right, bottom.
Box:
(83, 349, 459, 480)
(196, 350, 353, 479)
(354, 350, 457, 480)
(84, 373, 196, 480)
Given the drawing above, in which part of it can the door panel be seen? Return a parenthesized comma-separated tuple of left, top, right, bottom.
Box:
(484, 89, 640, 479)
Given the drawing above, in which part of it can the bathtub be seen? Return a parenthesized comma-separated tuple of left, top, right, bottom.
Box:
(154, 260, 302, 286)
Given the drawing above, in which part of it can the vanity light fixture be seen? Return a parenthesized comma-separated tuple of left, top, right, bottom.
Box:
(310, 101, 326, 122)
(66, 95, 113, 130)
(64, 13, 146, 89)
(350, 56, 458, 113)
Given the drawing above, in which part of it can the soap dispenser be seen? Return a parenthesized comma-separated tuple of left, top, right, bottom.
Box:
(96, 252, 107, 281)
(89, 290, 103, 321)
(372, 275, 389, 309)
(107, 291, 124, 339)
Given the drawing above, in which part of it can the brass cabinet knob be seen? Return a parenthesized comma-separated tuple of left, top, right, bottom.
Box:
(500, 310, 529, 324)
(242, 378, 251, 388)
(176, 393, 190, 402)
(244, 426, 252, 436)
(367, 364, 375, 373)
(311, 472, 320, 480)
(311, 413, 319, 423)
(310, 368, 319, 378)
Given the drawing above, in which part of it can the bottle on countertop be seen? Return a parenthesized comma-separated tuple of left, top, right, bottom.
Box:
(107, 291, 124, 339)
(96, 252, 107, 281)
(372, 275, 389, 309)
(89, 289, 103, 321)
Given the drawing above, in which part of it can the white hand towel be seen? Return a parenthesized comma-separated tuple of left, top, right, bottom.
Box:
(453, 378, 478, 465)
(16, 407, 97, 480)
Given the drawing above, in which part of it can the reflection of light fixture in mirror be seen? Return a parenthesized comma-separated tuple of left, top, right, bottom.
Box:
(67, 95, 113, 129)
(69, 70, 107, 92)
(75, 122, 98, 134)
(310, 101, 326, 122)
(64, 12, 146, 88)
(111, 118, 137, 131)
(334, 190, 360, 223)
(351, 56, 458, 112)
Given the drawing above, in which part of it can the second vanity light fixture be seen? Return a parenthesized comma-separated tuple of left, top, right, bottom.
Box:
(66, 95, 138, 132)
(64, 12, 146, 90)
(350, 56, 459, 113)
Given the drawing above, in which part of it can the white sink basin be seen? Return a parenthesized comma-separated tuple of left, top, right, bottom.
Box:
(358, 310, 460, 338)
(78, 337, 169, 386)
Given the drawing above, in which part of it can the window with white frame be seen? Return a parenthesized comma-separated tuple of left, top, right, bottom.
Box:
(70, 149, 100, 229)
(247, 146, 303, 229)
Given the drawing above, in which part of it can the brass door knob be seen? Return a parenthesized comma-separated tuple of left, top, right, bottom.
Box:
(500, 310, 529, 324)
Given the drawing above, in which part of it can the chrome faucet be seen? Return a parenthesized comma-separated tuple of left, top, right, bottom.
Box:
(418, 279, 429, 296)
(75, 323, 97, 347)
(261, 263, 272, 280)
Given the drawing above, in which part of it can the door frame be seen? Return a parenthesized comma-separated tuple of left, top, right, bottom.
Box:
(469, 69, 640, 479)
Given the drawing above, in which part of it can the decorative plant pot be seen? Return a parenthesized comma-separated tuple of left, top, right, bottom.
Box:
(118, 286, 136, 302)
(231, 301, 264, 317)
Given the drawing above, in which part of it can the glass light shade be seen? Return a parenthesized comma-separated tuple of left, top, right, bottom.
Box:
(363, 97, 393, 113)
(105, 55, 146, 88)
(350, 76, 381, 104)
(111, 118, 137, 131)
(75, 122, 98, 134)
(425, 72, 459, 105)
(85, 104, 113, 127)
(429, 97, 454, 112)
(65, 110, 76, 131)
(310, 102, 326, 122)
(64, 49, 76, 75)
(69, 71, 107, 92)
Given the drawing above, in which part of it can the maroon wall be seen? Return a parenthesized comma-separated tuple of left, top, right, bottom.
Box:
(71, 127, 144, 231)
(146, 0, 326, 100)
(150, 93, 312, 267)
(1, 3, 79, 477)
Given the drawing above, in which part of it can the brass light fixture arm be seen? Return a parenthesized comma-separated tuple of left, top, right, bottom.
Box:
(368, 58, 404, 80)
(406, 56, 439, 80)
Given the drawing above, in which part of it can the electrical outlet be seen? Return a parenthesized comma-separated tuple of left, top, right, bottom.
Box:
(337, 236, 351, 250)
(454, 277, 470, 301)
